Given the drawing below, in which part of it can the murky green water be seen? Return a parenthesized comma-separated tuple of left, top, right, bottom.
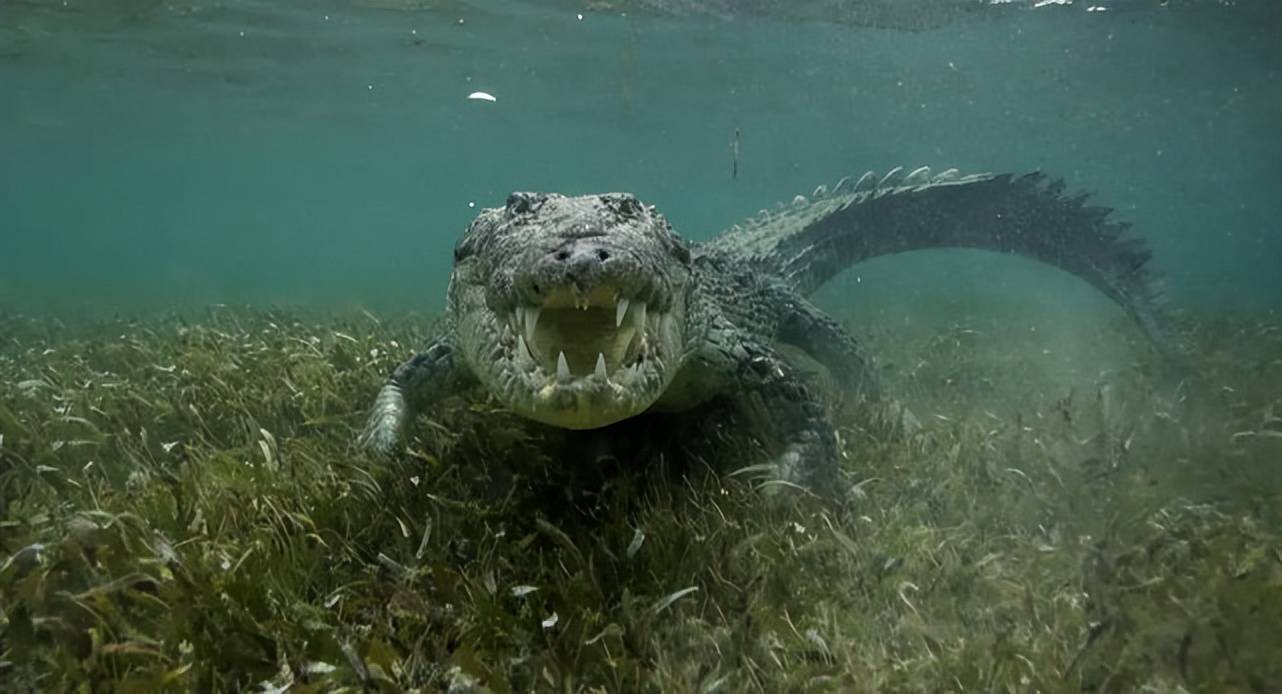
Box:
(3, 1, 1278, 318)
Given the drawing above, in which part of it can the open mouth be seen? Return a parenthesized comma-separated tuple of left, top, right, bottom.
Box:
(506, 284, 660, 385)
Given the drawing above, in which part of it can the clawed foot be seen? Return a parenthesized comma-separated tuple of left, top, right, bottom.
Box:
(358, 383, 407, 457)
(729, 445, 825, 500)
(358, 420, 400, 457)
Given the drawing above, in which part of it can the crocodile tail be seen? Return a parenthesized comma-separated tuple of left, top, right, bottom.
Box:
(711, 168, 1180, 359)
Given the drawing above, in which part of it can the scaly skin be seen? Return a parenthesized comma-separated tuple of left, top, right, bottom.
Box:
(361, 167, 1175, 493)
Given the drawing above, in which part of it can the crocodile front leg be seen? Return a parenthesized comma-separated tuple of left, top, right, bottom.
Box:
(774, 289, 880, 400)
(672, 321, 840, 494)
(359, 337, 474, 455)
(732, 348, 841, 494)
(773, 288, 919, 434)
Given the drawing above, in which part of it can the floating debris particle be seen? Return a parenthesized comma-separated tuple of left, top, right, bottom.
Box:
(468, 91, 497, 102)
(730, 127, 740, 180)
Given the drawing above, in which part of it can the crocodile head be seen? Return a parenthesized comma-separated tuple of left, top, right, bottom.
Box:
(448, 192, 695, 429)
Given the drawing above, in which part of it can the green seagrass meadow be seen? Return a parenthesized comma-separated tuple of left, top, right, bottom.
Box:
(2, 307, 1279, 692)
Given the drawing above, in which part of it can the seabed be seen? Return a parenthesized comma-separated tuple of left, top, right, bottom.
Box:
(1, 307, 1279, 691)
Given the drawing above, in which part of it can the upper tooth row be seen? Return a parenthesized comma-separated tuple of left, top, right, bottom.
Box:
(616, 298, 646, 328)
(616, 298, 629, 327)
(512, 299, 648, 341)
(521, 305, 540, 337)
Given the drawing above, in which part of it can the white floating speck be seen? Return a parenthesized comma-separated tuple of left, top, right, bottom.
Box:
(468, 201, 475, 208)
(577, 13, 583, 20)
(468, 91, 497, 102)
(542, 612, 559, 629)
(511, 585, 539, 597)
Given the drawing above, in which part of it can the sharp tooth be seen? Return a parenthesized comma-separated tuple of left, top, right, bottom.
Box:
(595, 352, 608, 379)
(615, 297, 630, 327)
(632, 301, 647, 329)
(556, 351, 571, 382)
(523, 306, 540, 340)
(517, 335, 535, 369)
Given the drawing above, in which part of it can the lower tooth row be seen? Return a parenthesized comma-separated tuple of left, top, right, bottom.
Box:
(516, 335, 536, 369)
(517, 346, 645, 384)
(554, 350, 612, 382)
(506, 306, 663, 382)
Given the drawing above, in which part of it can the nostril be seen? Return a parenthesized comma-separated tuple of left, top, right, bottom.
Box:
(596, 249, 610, 261)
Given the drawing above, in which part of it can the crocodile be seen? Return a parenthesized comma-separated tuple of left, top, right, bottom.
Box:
(360, 167, 1172, 492)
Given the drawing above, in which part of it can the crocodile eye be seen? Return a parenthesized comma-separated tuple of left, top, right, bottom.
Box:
(454, 220, 483, 262)
(601, 193, 643, 218)
(453, 238, 471, 263)
(669, 236, 691, 264)
(506, 192, 538, 216)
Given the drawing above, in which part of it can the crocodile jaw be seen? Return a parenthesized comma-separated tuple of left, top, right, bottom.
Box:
(455, 282, 685, 429)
